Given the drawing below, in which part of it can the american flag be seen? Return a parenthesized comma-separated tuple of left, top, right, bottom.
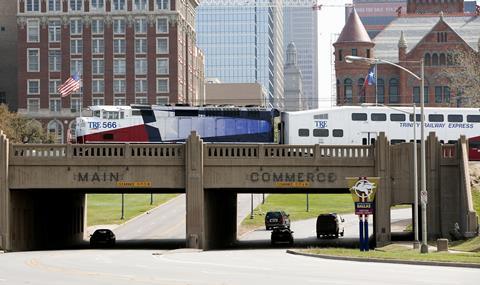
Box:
(58, 74, 81, 98)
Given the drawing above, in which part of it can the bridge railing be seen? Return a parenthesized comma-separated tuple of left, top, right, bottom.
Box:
(205, 144, 374, 160)
(441, 144, 457, 159)
(10, 143, 184, 160)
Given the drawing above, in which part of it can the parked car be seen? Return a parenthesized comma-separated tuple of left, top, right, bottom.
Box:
(271, 227, 294, 245)
(265, 211, 290, 230)
(90, 229, 116, 247)
(316, 213, 345, 238)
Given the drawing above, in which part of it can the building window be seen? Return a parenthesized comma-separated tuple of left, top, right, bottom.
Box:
(156, 96, 169, 105)
(437, 32, 447, 43)
(444, 86, 450, 103)
(113, 39, 126, 54)
(135, 58, 147, 75)
(135, 38, 147, 54)
(156, 38, 168, 54)
(112, 0, 126, 10)
(424, 53, 431, 66)
(388, 78, 399, 103)
(27, 20, 39, 42)
(26, 0, 40, 12)
(135, 18, 147, 34)
(377, 79, 385, 103)
(70, 39, 83, 54)
(432, 53, 439, 66)
(70, 0, 83, 11)
(70, 19, 83, 35)
(157, 78, 169, 93)
(91, 19, 104, 34)
(156, 58, 169, 75)
(338, 49, 343, 61)
(413, 87, 420, 104)
(135, 96, 148, 104)
(351, 48, 357, 56)
(70, 59, 83, 75)
(134, 0, 147, 11)
(48, 0, 62, 11)
(92, 59, 104, 75)
(48, 21, 61, 42)
(92, 97, 104, 106)
(113, 59, 126, 75)
(28, 80, 40, 94)
(357, 78, 365, 103)
(156, 18, 168, 33)
(49, 98, 61, 112)
(114, 96, 126, 105)
(27, 98, 40, 112)
(0, 92, 6, 105)
(49, 80, 61, 94)
(113, 19, 125, 34)
(71, 98, 82, 112)
(435, 86, 443, 103)
(90, 0, 104, 11)
(92, 79, 104, 93)
(156, 0, 170, 10)
(92, 38, 105, 54)
(48, 50, 61, 72)
(135, 79, 148, 93)
(439, 53, 446, 66)
(113, 79, 126, 93)
(343, 78, 352, 103)
(27, 49, 40, 72)
(366, 49, 370, 58)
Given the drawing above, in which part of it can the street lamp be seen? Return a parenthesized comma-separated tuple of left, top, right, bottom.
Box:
(346, 55, 428, 253)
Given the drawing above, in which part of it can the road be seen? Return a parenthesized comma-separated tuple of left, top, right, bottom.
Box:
(0, 248, 477, 285)
(112, 193, 266, 241)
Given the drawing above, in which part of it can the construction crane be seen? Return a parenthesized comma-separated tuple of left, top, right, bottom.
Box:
(200, 0, 351, 9)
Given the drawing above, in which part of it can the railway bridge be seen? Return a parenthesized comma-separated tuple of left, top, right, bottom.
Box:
(0, 131, 477, 251)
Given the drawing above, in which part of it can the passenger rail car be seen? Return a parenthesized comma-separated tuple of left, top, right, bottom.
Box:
(282, 105, 480, 150)
(75, 105, 280, 143)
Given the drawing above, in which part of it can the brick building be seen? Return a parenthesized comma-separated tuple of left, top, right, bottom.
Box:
(335, 0, 480, 107)
(16, 0, 204, 142)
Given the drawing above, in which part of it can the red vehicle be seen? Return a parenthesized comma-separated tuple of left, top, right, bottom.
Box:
(469, 136, 480, 161)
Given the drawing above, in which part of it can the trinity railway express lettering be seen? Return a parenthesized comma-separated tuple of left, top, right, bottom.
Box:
(399, 122, 474, 129)
(250, 172, 337, 183)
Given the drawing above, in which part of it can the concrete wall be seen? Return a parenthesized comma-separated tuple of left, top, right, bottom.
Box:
(0, 131, 10, 250)
(204, 83, 267, 106)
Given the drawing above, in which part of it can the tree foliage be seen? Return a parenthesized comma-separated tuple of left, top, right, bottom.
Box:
(0, 104, 54, 143)
(445, 50, 480, 107)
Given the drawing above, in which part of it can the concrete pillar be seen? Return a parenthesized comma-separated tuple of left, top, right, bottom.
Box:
(0, 131, 10, 250)
(374, 132, 391, 246)
(185, 131, 204, 249)
(426, 132, 440, 239)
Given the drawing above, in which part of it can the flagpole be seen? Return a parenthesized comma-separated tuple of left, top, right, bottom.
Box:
(375, 62, 378, 106)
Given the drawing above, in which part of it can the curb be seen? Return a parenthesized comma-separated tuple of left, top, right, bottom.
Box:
(286, 249, 480, 269)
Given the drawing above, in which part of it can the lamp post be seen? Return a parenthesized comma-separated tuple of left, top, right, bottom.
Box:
(346, 56, 427, 252)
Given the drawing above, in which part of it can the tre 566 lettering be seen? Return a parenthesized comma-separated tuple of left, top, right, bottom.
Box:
(89, 122, 117, 129)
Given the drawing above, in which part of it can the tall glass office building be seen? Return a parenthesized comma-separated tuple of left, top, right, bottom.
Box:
(196, 1, 284, 109)
(283, 6, 318, 109)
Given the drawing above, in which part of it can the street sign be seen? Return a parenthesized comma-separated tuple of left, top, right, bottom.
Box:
(355, 202, 374, 215)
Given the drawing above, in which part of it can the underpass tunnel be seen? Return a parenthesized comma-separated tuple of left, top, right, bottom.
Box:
(203, 190, 237, 250)
(10, 191, 85, 251)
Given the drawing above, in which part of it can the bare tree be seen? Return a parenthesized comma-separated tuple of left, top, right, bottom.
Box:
(444, 49, 480, 107)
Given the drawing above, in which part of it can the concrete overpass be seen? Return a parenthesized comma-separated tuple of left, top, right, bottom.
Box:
(0, 131, 477, 251)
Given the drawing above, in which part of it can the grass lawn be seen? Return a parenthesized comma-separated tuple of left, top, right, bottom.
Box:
(451, 236, 480, 252)
(472, 187, 480, 216)
(87, 194, 178, 226)
(303, 244, 480, 264)
(241, 194, 354, 230)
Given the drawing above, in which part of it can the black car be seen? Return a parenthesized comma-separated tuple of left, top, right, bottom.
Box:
(265, 211, 290, 230)
(316, 213, 345, 238)
(271, 227, 294, 245)
(90, 229, 116, 247)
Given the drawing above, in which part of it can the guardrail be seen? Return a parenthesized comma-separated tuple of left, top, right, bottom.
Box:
(442, 144, 457, 159)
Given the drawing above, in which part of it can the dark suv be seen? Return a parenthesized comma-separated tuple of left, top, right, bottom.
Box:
(265, 211, 290, 230)
(90, 229, 116, 247)
(316, 213, 344, 238)
(271, 227, 294, 246)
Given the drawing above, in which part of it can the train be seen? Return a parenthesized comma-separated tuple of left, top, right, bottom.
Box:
(75, 104, 480, 160)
